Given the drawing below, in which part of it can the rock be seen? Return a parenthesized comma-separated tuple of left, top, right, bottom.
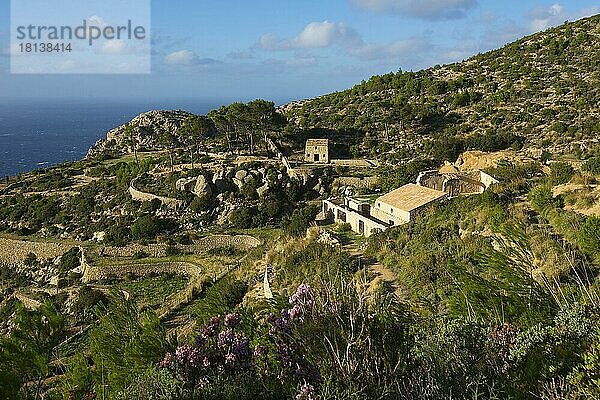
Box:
(176, 177, 197, 192)
(257, 184, 269, 197)
(235, 170, 248, 181)
(317, 231, 341, 246)
(92, 231, 106, 242)
(243, 175, 254, 184)
(86, 110, 193, 158)
(233, 178, 243, 189)
(193, 175, 212, 197)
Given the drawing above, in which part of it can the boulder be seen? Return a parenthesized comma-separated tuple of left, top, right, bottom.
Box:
(194, 175, 213, 197)
(257, 184, 269, 197)
(235, 170, 248, 181)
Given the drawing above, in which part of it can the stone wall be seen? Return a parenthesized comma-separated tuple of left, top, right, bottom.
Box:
(0, 237, 73, 268)
(129, 178, 183, 208)
(82, 261, 202, 283)
(100, 235, 261, 258)
(333, 176, 379, 190)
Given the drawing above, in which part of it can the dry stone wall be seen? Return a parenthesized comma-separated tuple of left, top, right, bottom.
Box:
(82, 261, 202, 283)
(0, 237, 72, 268)
(101, 235, 261, 258)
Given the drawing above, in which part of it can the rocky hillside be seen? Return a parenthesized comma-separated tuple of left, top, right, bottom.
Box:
(282, 15, 600, 159)
(87, 110, 193, 157)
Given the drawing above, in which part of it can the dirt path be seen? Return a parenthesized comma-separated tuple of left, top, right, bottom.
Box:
(342, 242, 405, 298)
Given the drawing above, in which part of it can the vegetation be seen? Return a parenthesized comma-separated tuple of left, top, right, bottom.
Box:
(2, 14, 600, 400)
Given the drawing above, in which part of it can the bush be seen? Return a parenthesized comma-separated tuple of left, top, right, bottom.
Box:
(59, 247, 81, 272)
(283, 205, 319, 237)
(131, 215, 159, 240)
(229, 208, 256, 229)
(578, 216, 600, 258)
(190, 194, 212, 212)
(551, 162, 575, 185)
(529, 186, 558, 212)
(582, 157, 600, 175)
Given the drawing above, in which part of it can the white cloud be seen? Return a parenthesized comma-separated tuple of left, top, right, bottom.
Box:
(352, 0, 477, 20)
(527, 4, 600, 32)
(87, 15, 110, 29)
(349, 37, 431, 60)
(164, 50, 197, 65)
(164, 50, 221, 66)
(100, 40, 127, 55)
(258, 21, 361, 51)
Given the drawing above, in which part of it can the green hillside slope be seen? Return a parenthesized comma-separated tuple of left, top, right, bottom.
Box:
(283, 15, 600, 161)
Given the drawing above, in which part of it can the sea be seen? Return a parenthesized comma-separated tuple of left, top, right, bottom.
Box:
(0, 98, 224, 178)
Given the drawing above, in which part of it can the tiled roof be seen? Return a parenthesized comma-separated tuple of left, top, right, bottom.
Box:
(377, 184, 447, 212)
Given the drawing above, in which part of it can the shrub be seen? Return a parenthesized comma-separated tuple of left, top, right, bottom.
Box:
(551, 162, 575, 185)
(282, 205, 319, 237)
(528, 186, 558, 212)
(582, 157, 600, 175)
(131, 215, 159, 240)
(59, 247, 81, 272)
(229, 208, 256, 229)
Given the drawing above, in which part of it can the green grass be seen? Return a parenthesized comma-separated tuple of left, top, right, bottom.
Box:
(116, 275, 188, 310)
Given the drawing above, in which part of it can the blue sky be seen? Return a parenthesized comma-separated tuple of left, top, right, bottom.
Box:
(0, 0, 598, 104)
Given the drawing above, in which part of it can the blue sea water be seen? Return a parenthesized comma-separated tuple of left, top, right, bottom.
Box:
(0, 98, 221, 178)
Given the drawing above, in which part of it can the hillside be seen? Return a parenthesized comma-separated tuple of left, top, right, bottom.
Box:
(3, 15, 600, 400)
(282, 15, 600, 161)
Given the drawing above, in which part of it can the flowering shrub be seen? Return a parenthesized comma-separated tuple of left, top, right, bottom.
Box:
(160, 314, 252, 388)
(158, 286, 321, 398)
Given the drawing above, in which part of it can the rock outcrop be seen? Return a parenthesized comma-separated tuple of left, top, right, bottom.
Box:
(87, 110, 193, 158)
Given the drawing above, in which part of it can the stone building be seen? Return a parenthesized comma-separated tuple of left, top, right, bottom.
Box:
(322, 197, 387, 237)
(305, 139, 329, 163)
(321, 168, 497, 238)
(370, 184, 448, 226)
(417, 170, 499, 197)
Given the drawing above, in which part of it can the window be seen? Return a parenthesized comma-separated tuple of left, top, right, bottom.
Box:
(390, 208, 393, 213)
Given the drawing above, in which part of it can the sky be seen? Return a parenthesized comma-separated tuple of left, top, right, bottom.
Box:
(0, 0, 598, 105)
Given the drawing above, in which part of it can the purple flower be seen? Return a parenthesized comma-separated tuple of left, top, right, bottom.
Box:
(224, 353, 236, 366)
(295, 383, 317, 400)
(224, 313, 241, 328)
(160, 352, 173, 368)
(289, 284, 312, 306)
(200, 316, 221, 339)
(175, 345, 201, 367)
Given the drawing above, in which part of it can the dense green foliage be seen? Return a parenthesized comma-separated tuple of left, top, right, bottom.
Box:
(284, 15, 600, 161)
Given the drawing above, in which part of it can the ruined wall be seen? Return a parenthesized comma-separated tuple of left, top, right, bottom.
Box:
(100, 234, 261, 258)
(82, 261, 202, 283)
(0, 237, 73, 268)
(129, 182, 183, 208)
(333, 176, 379, 190)
(323, 200, 387, 237)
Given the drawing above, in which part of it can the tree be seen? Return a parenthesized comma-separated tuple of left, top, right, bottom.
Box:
(208, 108, 233, 154)
(125, 124, 139, 165)
(159, 132, 177, 172)
(248, 99, 284, 153)
(283, 205, 319, 237)
(180, 115, 215, 167)
(131, 215, 159, 240)
(226, 103, 252, 154)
